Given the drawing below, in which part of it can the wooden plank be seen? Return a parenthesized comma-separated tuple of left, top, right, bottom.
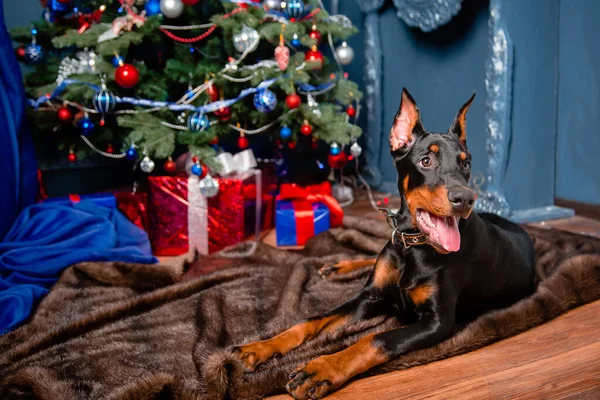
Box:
(267, 300, 600, 399)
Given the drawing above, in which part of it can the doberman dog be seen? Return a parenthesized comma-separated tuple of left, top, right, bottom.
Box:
(235, 88, 535, 399)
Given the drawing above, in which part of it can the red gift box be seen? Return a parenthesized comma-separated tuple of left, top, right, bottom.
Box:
(148, 172, 263, 256)
(115, 191, 149, 233)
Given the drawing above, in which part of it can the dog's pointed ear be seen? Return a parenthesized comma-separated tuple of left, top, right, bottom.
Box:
(450, 93, 476, 145)
(390, 88, 424, 153)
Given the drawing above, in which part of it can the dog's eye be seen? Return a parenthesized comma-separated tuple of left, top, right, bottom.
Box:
(419, 157, 432, 168)
(463, 160, 471, 172)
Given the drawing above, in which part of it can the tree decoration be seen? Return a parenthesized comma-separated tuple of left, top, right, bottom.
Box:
(111, 55, 124, 67)
(300, 120, 312, 136)
(115, 63, 140, 89)
(164, 158, 177, 173)
(291, 33, 301, 47)
(24, 42, 44, 64)
(140, 155, 156, 173)
(287, 140, 297, 149)
(280, 125, 292, 139)
(309, 25, 321, 43)
(126, 145, 138, 160)
(285, 93, 301, 109)
(76, 114, 95, 136)
(284, 0, 305, 19)
(263, 0, 279, 11)
(199, 174, 219, 197)
(191, 163, 205, 177)
(347, 105, 356, 118)
(67, 149, 77, 163)
(233, 25, 260, 54)
(15, 46, 26, 61)
(238, 133, 249, 149)
(350, 142, 362, 157)
(330, 142, 341, 155)
(213, 107, 231, 121)
(187, 111, 210, 132)
(106, 144, 115, 154)
(181, 0, 199, 4)
(160, 0, 185, 18)
(144, 0, 161, 16)
(206, 81, 219, 102)
(328, 150, 348, 169)
(305, 46, 324, 69)
(253, 89, 277, 113)
(335, 41, 355, 65)
(275, 44, 290, 71)
(92, 83, 116, 125)
(56, 106, 73, 125)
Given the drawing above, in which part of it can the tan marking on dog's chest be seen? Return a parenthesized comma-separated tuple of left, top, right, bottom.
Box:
(406, 284, 438, 306)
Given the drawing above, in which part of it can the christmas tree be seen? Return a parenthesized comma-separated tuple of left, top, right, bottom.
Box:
(11, 0, 363, 175)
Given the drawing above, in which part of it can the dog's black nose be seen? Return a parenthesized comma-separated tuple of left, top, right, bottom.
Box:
(448, 187, 476, 215)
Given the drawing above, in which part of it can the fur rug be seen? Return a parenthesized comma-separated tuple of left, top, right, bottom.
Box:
(1, 216, 600, 399)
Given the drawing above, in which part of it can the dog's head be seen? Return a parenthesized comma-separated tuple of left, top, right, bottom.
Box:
(390, 88, 476, 254)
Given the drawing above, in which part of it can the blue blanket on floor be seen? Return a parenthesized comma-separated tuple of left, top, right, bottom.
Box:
(0, 200, 157, 334)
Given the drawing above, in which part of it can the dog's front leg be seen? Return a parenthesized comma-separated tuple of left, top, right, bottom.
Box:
(234, 245, 402, 372)
(286, 287, 457, 399)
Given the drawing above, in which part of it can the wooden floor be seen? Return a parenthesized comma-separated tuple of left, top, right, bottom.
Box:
(265, 194, 600, 400)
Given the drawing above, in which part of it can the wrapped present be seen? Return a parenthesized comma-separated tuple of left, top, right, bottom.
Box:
(114, 189, 149, 232)
(148, 150, 265, 256)
(275, 182, 344, 246)
(43, 193, 117, 209)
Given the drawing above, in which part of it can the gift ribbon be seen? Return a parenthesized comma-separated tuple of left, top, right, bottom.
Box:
(216, 149, 258, 176)
(277, 182, 344, 244)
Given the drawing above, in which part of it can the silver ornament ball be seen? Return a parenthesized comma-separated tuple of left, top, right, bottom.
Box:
(233, 25, 260, 53)
(160, 0, 184, 18)
(140, 156, 155, 173)
(199, 174, 220, 197)
(263, 0, 280, 11)
(350, 142, 362, 157)
(335, 41, 355, 66)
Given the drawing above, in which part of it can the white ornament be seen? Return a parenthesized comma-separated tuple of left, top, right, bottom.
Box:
(350, 142, 362, 157)
(199, 174, 220, 197)
(140, 156, 155, 173)
(233, 25, 260, 54)
(160, 0, 184, 18)
(335, 41, 355, 65)
(263, 0, 280, 10)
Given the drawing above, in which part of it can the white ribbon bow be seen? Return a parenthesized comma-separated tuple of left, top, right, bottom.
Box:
(216, 149, 258, 175)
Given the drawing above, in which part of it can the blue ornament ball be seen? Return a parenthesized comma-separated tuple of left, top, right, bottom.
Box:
(253, 89, 277, 113)
(187, 112, 210, 133)
(145, 0, 162, 16)
(111, 55, 124, 67)
(191, 164, 204, 176)
(126, 146, 138, 160)
(92, 88, 117, 114)
(49, 0, 71, 15)
(330, 145, 341, 155)
(280, 125, 292, 139)
(77, 117, 95, 136)
(24, 44, 44, 64)
(291, 38, 301, 47)
(284, 0, 305, 19)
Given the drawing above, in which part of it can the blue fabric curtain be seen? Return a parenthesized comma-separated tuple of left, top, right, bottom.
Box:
(0, 0, 38, 241)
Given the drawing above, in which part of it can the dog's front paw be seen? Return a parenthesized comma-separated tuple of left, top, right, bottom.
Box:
(286, 356, 343, 399)
(233, 341, 280, 372)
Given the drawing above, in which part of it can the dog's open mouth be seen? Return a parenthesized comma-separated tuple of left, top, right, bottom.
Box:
(416, 209, 461, 252)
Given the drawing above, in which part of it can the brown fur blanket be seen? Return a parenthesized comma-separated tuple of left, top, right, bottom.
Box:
(1, 216, 600, 399)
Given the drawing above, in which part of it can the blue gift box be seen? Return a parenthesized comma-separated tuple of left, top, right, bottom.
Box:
(43, 193, 117, 209)
(275, 200, 330, 246)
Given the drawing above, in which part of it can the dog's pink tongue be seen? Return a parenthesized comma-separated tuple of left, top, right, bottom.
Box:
(430, 214, 461, 252)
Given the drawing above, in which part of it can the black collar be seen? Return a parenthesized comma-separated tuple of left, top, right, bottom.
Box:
(379, 208, 429, 248)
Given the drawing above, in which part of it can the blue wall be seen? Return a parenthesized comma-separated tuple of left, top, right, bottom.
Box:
(2, 0, 40, 29)
(556, 0, 600, 204)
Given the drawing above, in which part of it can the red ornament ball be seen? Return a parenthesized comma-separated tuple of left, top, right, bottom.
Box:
(328, 150, 348, 169)
(15, 46, 26, 61)
(285, 93, 301, 109)
(207, 82, 219, 102)
(347, 106, 356, 118)
(192, 156, 199, 163)
(57, 106, 74, 125)
(309, 30, 322, 43)
(106, 144, 114, 154)
(312, 139, 318, 149)
(238, 136, 249, 149)
(305, 47, 324, 69)
(182, 0, 200, 4)
(300, 123, 313, 136)
(164, 159, 177, 173)
(214, 107, 231, 121)
(210, 136, 219, 145)
(57, 0, 71, 3)
(67, 151, 77, 163)
(115, 64, 139, 89)
(288, 140, 297, 149)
